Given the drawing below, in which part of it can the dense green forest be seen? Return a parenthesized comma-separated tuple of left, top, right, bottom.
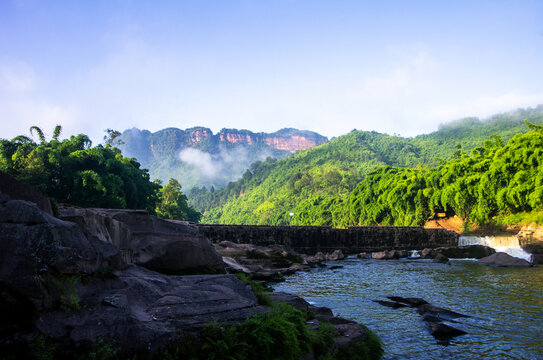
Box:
(191, 107, 543, 227)
(342, 123, 543, 228)
(0, 126, 200, 222)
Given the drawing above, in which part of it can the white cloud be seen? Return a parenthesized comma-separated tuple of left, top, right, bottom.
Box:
(426, 92, 543, 124)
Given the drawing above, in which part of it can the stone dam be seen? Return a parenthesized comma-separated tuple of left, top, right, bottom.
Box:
(197, 225, 459, 254)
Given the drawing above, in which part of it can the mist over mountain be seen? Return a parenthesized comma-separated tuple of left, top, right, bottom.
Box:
(118, 127, 328, 189)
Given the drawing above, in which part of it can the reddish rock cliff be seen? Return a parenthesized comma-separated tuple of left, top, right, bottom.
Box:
(216, 128, 327, 152)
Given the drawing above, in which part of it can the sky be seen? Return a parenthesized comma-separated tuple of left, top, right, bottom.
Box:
(1, 0, 543, 144)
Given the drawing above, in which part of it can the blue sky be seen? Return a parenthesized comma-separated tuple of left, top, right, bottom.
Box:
(1, 0, 542, 143)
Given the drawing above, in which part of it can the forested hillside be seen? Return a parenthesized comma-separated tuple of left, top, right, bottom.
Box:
(192, 106, 543, 226)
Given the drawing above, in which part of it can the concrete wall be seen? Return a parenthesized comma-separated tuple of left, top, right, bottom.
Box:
(198, 224, 458, 255)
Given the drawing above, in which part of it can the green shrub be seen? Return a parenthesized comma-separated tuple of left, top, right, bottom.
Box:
(235, 273, 272, 306)
(310, 321, 338, 359)
(52, 275, 81, 312)
(29, 335, 57, 360)
(334, 325, 383, 360)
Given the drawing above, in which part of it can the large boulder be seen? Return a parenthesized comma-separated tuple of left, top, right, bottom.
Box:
(0, 200, 124, 307)
(0, 171, 53, 215)
(59, 206, 224, 273)
(478, 252, 531, 267)
(326, 249, 345, 261)
(0, 199, 124, 342)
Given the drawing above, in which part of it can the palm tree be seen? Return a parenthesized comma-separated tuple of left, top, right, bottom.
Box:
(29, 125, 62, 143)
(52, 125, 62, 141)
(29, 126, 46, 143)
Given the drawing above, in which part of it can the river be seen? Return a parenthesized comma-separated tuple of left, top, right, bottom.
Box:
(273, 257, 543, 360)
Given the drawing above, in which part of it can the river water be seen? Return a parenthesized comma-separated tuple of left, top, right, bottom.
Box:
(273, 258, 543, 360)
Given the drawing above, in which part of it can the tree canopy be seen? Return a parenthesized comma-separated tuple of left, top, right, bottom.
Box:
(0, 126, 201, 222)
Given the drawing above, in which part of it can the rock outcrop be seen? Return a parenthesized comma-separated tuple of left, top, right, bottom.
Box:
(517, 226, 543, 264)
(214, 241, 310, 281)
(59, 206, 224, 273)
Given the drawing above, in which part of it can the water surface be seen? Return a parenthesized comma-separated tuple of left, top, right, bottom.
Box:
(273, 258, 543, 360)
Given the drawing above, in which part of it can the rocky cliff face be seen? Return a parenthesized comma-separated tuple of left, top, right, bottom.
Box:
(216, 128, 327, 152)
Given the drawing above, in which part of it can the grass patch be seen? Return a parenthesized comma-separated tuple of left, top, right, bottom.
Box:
(495, 211, 543, 226)
(52, 275, 81, 312)
(235, 273, 272, 306)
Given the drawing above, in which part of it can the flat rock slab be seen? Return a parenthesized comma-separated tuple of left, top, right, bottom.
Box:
(36, 266, 266, 352)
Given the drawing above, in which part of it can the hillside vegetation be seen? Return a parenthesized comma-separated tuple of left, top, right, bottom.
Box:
(192, 106, 543, 227)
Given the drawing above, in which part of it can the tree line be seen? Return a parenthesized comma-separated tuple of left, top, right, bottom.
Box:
(0, 126, 200, 222)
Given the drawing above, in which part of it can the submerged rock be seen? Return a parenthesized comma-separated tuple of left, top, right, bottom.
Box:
(433, 253, 449, 263)
(417, 303, 470, 320)
(428, 322, 467, 340)
(372, 300, 408, 309)
(478, 252, 531, 267)
(387, 296, 428, 307)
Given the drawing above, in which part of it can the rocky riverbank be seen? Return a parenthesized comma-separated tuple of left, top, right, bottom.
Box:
(359, 245, 534, 267)
(0, 173, 381, 359)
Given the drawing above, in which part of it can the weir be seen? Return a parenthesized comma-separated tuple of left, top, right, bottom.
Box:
(458, 235, 533, 261)
(198, 224, 458, 254)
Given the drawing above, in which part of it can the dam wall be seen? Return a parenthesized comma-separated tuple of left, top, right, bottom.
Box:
(197, 225, 459, 255)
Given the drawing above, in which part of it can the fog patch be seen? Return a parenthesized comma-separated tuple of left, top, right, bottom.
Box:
(178, 145, 274, 186)
(179, 148, 219, 179)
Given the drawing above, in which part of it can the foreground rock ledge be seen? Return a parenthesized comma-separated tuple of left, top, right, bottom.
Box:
(36, 267, 267, 352)
(0, 192, 379, 356)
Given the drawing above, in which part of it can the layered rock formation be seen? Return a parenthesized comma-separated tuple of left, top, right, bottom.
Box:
(58, 206, 224, 273)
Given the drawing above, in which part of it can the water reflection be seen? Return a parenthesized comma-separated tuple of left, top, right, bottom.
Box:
(273, 259, 543, 360)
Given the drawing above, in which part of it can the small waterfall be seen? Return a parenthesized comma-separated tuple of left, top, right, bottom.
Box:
(408, 250, 421, 258)
(458, 235, 533, 262)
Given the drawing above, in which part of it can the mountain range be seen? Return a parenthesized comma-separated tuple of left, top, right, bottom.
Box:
(118, 127, 328, 189)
